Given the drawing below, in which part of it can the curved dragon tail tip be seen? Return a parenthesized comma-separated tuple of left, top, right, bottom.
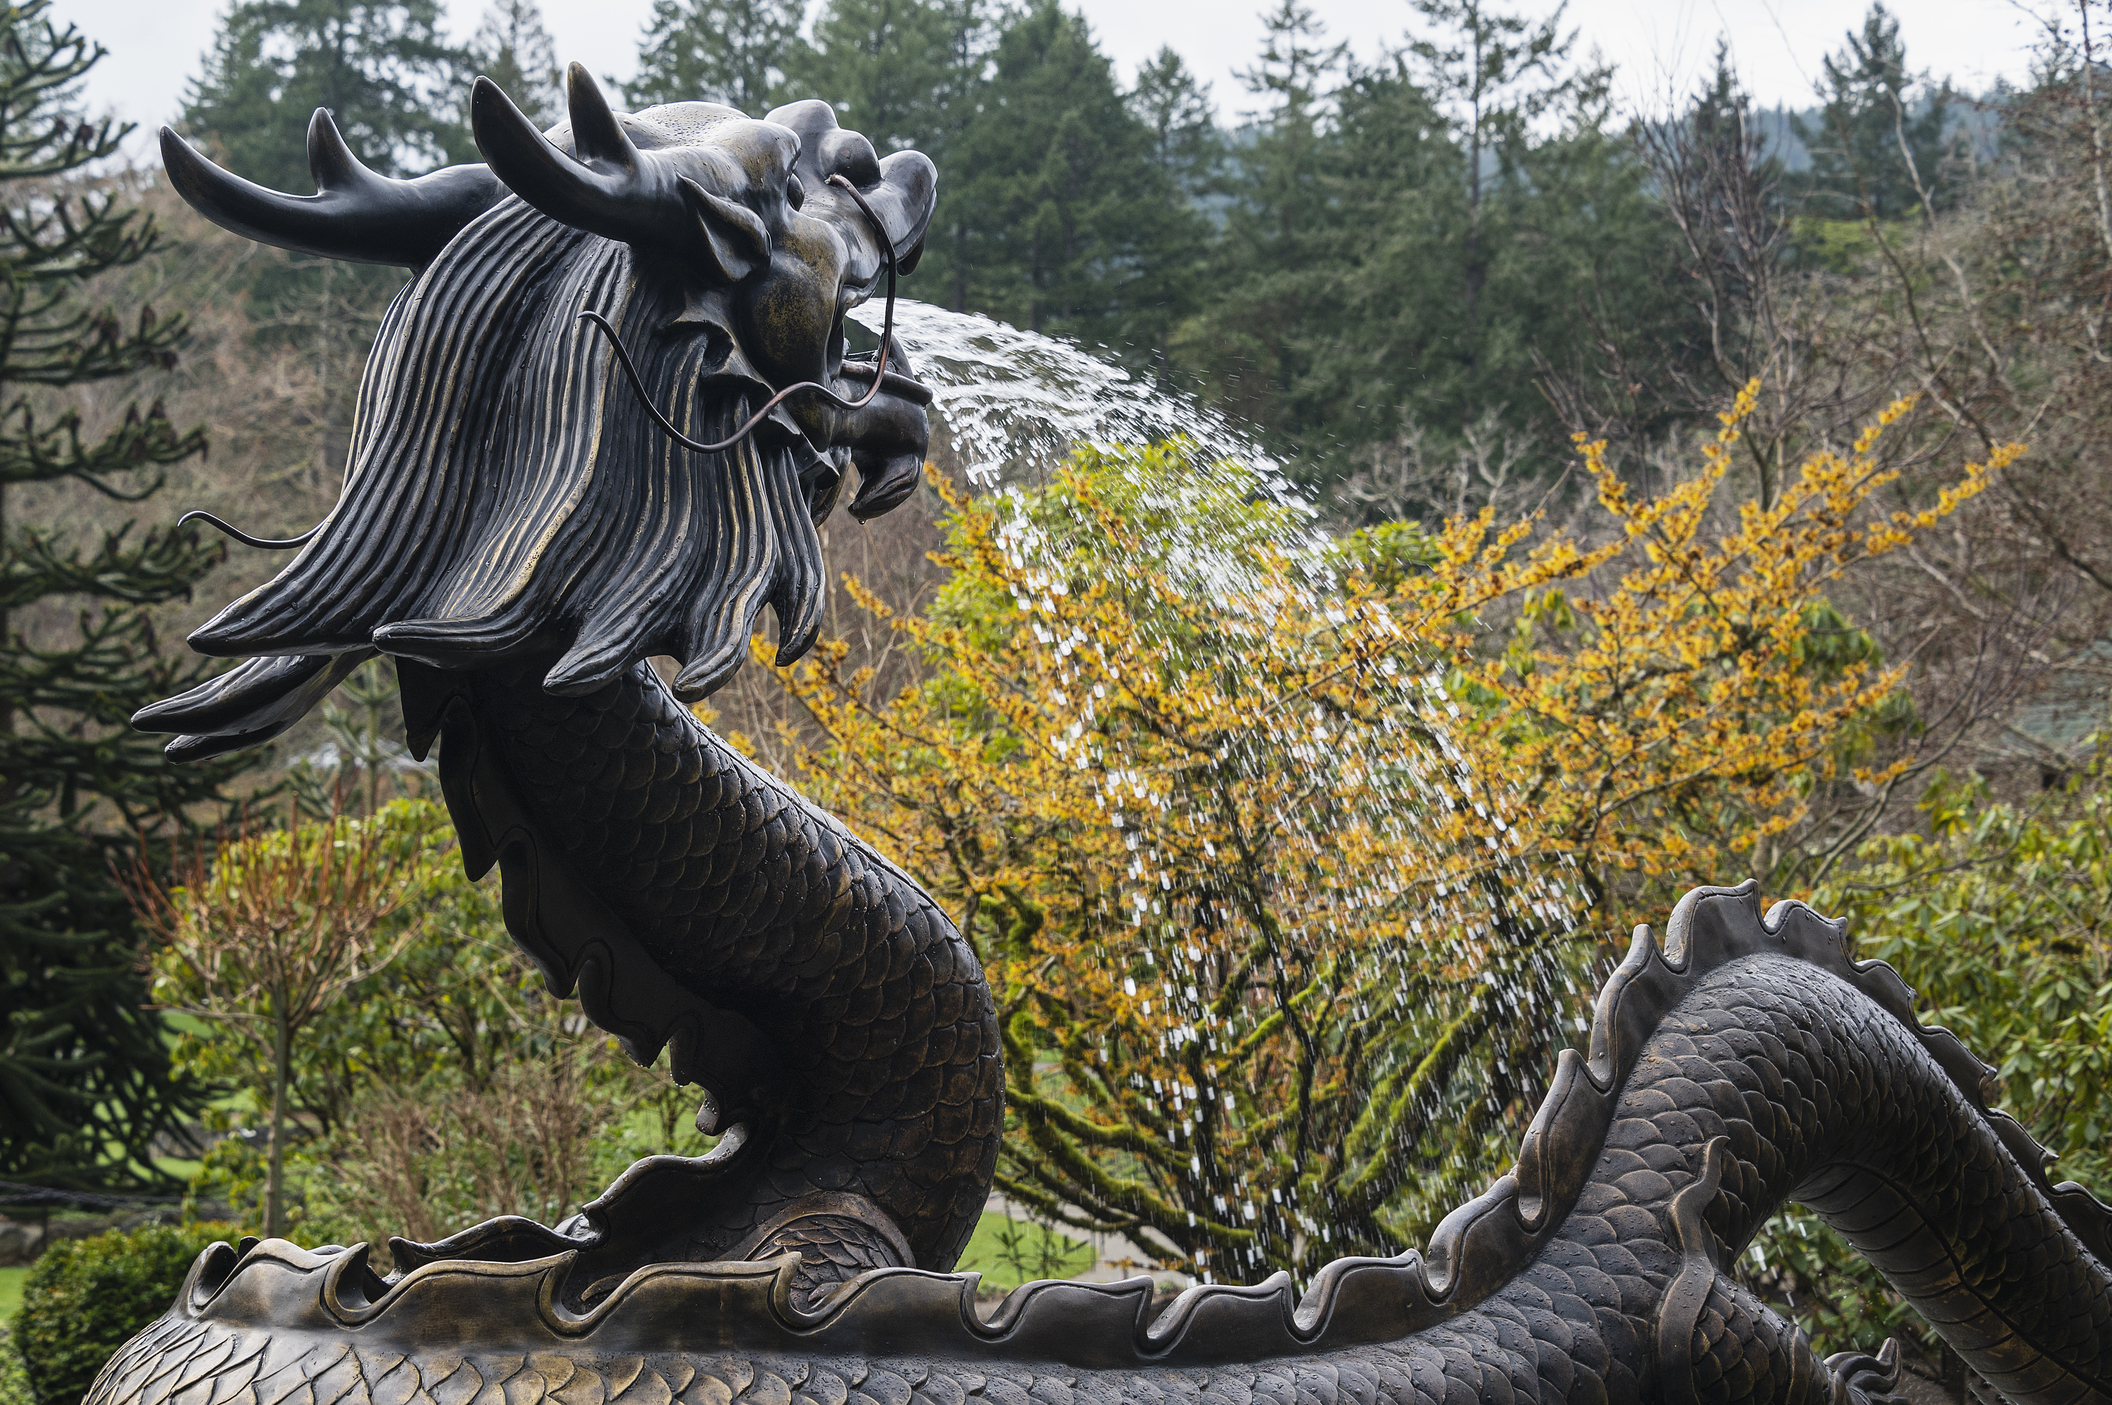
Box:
(1825, 1341, 1911, 1405)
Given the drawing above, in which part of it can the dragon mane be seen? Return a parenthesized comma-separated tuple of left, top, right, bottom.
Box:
(137, 81, 931, 761)
(194, 196, 828, 696)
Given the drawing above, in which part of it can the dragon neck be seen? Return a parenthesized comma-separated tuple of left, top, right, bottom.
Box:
(400, 656, 1005, 1285)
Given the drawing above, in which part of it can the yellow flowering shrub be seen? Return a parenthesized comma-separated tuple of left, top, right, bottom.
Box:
(772, 385, 2016, 1281)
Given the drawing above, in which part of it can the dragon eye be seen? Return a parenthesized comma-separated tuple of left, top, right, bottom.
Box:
(786, 174, 806, 211)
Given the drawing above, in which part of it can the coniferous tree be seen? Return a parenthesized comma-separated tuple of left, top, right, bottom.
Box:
(1288, 55, 1460, 451)
(1234, 0, 1348, 269)
(1130, 47, 1221, 200)
(1610, 44, 1795, 480)
(1180, 0, 1693, 492)
(473, 0, 561, 126)
(791, 0, 1000, 311)
(182, 0, 471, 191)
(945, 3, 1181, 347)
(0, 3, 243, 1189)
(792, 0, 976, 157)
(182, 0, 465, 488)
(1793, 3, 1953, 218)
(1405, 0, 1572, 391)
(1181, 0, 1346, 440)
(1125, 49, 1220, 384)
(627, 0, 802, 114)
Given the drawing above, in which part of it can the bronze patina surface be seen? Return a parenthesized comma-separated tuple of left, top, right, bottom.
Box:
(106, 69, 2112, 1405)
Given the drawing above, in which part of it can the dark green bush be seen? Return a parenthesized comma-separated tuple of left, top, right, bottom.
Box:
(14, 1222, 238, 1405)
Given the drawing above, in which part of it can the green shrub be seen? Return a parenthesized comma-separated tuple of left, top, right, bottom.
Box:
(1, 1324, 32, 1405)
(14, 1223, 238, 1405)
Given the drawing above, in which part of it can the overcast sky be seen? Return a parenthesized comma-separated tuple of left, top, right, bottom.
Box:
(55, 0, 2049, 162)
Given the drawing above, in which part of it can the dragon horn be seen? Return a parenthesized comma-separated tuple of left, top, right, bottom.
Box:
(473, 66, 769, 281)
(562, 62, 638, 170)
(471, 68, 640, 246)
(159, 109, 503, 269)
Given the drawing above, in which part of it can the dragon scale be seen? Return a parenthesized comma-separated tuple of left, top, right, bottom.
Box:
(88, 877, 2112, 1405)
(393, 657, 1003, 1298)
(102, 63, 2112, 1405)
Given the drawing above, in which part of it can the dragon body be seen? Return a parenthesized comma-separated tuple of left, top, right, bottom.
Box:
(391, 657, 1002, 1298)
(102, 64, 2112, 1405)
(88, 882, 2112, 1405)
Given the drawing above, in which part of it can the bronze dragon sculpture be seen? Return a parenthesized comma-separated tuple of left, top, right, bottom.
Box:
(99, 69, 2112, 1405)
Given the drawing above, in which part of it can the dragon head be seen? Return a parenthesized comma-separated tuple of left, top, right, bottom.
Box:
(139, 67, 936, 755)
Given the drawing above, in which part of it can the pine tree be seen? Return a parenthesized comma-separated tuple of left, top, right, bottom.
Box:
(182, 0, 461, 494)
(792, 0, 965, 155)
(1183, 0, 1690, 494)
(1234, 0, 1348, 271)
(792, 0, 999, 312)
(0, 3, 244, 1189)
(1405, 0, 1572, 385)
(945, 3, 1181, 346)
(473, 0, 561, 127)
(1183, 0, 1347, 440)
(627, 0, 801, 114)
(1793, 3, 1953, 219)
(1125, 48, 1219, 384)
(181, 0, 471, 191)
(1130, 47, 1221, 201)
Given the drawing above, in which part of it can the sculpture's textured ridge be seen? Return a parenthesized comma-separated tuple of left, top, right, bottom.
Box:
(395, 658, 1002, 1289)
(87, 885, 2112, 1403)
(113, 64, 2112, 1405)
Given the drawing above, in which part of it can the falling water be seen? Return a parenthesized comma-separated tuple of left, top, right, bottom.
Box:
(856, 301, 1283, 490)
(851, 301, 1589, 1285)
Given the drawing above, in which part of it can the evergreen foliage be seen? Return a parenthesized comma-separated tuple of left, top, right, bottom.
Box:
(471, 0, 561, 127)
(0, 2, 243, 1191)
(628, 0, 802, 113)
(1129, 46, 1220, 201)
(1183, 0, 1347, 441)
(1403, 0, 1572, 362)
(941, 3, 1193, 347)
(1122, 48, 1218, 385)
(179, 0, 456, 450)
(1793, 2, 1953, 218)
(163, 0, 1724, 492)
(13, 1222, 239, 1405)
(1181, 0, 1695, 490)
(181, 0, 470, 191)
(792, 0, 967, 155)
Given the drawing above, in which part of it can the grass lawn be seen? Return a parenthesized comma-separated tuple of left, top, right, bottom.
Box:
(953, 1211, 1094, 1290)
(0, 1266, 22, 1321)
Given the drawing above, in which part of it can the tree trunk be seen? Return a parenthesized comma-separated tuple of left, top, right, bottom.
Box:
(267, 1007, 290, 1237)
(366, 677, 383, 816)
(1464, 115, 1484, 385)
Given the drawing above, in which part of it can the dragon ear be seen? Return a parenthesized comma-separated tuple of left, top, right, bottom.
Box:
(477, 67, 778, 281)
(679, 178, 769, 283)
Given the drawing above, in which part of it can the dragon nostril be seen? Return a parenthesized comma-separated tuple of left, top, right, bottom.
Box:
(787, 174, 806, 210)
